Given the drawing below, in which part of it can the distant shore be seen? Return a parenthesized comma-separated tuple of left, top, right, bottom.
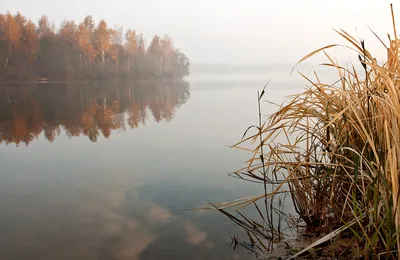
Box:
(0, 77, 188, 85)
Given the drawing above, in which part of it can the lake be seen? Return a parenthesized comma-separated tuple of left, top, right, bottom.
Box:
(0, 71, 304, 260)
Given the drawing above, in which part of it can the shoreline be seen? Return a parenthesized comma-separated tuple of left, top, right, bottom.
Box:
(0, 78, 188, 85)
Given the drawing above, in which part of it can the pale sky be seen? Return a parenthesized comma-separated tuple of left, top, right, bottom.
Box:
(1, 0, 397, 64)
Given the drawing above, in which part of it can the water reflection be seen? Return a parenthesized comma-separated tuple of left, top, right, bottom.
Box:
(0, 80, 190, 145)
(0, 79, 258, 260)
(0, 177, 247, 260)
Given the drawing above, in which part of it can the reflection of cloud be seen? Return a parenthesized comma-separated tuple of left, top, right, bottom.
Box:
(75, 186, 158, 260)
(232, 255, 241, 260)
(183, 222, 207, 245)
(0, 183, 159, 260)
(117, 228, 155, 260)
(148, 205, 172, 223)
(204, 241, 215, 248)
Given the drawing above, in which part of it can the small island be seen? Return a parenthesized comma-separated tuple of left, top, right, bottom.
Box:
(0, 12, 190, 81)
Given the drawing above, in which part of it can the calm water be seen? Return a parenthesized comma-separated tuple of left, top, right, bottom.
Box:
(0, 74, 302, 259)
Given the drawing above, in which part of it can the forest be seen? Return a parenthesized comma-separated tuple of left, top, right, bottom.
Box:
(0, 12, 190, 81)
(0, 81, 190, 145)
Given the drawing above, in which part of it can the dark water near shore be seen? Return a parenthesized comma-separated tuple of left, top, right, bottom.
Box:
(0, 73, 302, 259)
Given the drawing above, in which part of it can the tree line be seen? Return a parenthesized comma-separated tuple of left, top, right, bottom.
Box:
(0, 12, 190, 81)
(0, 81, 190, 145)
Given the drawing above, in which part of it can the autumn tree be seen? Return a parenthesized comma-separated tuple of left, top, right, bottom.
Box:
(109, 26, 123, 67)
(0, 15, 5, 77)
(0, 12, 189, 81)
(37, 15, 51, 36)
(21, 20, 38, 61)
(160, 35, 175, 75)
(125, 29, 138, 72)
(135, 33, 146, 77)
(93, 20, 111, 66)
(174, 51, 190, 78)
(35, 15, 57, 79)
(57, 20, 80, 79)
(148, 35, 163, 77)
(3, 13, 21, 69)
(78, 16, 95, 75)
(19, 20, 38, 78)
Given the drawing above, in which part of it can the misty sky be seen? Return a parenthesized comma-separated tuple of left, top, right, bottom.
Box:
(2, 0, 396, 64)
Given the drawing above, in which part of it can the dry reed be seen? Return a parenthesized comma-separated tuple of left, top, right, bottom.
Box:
(214, 4, 400, 259)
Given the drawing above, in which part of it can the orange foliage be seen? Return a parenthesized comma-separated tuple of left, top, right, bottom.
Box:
(0, 12, 190, 81)
(0, 81, 190, 145)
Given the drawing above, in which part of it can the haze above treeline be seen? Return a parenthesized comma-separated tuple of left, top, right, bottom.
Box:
(4, 0, 395, 65)
(0, 12, 190, 81)
(1, 0, 397, 81)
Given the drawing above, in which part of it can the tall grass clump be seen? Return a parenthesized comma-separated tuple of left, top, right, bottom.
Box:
(215, 4, 400, 259)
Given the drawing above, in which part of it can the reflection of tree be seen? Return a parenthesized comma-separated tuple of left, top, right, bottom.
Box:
(0, 80, 190, 145)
